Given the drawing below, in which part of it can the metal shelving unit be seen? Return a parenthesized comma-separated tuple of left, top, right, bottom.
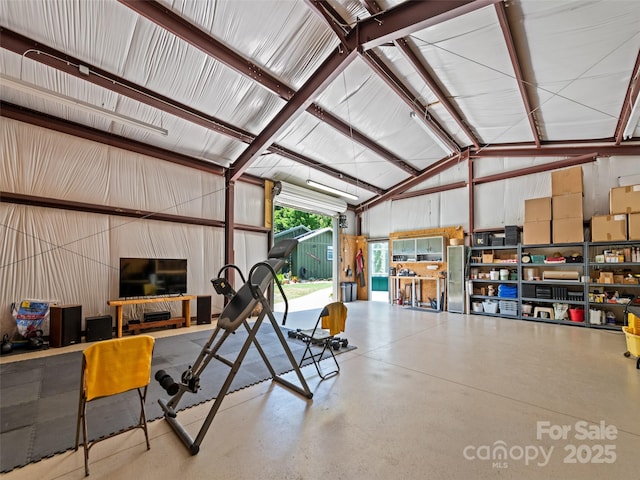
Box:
(467, 240, 640, 330)
(586, 241, 640, 330)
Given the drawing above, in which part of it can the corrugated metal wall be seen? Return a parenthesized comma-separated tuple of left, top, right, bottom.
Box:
(293, 230, 333, 280)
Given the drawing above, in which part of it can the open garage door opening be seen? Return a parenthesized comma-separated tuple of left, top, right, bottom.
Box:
(271, 181, 347, 314)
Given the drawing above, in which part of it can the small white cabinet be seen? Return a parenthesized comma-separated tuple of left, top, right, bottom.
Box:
(392, 236, 445, 263)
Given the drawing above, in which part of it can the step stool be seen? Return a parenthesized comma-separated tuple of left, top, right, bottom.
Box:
(533, 306, 554, 320)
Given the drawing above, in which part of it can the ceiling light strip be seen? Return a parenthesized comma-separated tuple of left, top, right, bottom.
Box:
(409, 111, 454, 155)
(0, 74, 168, 136)
(306, 179, 359, 201)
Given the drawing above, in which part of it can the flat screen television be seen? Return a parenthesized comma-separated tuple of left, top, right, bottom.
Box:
(119, 258, 187, 298)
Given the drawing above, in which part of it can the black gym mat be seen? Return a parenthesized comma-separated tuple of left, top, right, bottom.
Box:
(0, 321, 355, 473)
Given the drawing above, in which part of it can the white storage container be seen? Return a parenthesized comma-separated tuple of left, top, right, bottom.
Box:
(483, 301, 499, 314)
(589, 309, 603, 325)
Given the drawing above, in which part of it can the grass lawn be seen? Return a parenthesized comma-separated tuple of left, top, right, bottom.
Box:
(274, 280, 332, 303)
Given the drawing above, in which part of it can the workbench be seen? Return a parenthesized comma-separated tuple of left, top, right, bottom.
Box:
(389, 275, 443, 310)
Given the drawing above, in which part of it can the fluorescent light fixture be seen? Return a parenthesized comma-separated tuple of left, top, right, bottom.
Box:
(274, 181, 347, 216)
(306, 179, 359, 201)
(410, 111, 454, 154)
(623, 95, 640, 140)
(0, 74, 168, 136)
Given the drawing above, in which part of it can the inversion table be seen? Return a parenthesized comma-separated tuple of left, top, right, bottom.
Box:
(157, 239, 313, 454)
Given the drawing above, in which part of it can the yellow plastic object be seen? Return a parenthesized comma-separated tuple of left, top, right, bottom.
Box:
(623, 327, 640, 357)
(83, 335, 155, 401)
(321, 302, 347, 336)
(628, 312, 639, 335)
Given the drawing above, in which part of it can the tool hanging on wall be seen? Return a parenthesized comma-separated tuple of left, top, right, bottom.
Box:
(356, 248, 365, 287)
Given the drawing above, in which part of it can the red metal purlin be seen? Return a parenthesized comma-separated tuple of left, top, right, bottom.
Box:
(392, 181, 467, 201)
(0, 28, 255, 145)
(495, 1, 541, 147)
(614, 49, 640, 144)
(230, 48, 359, 180)
(472, 153, 598, 185)
(362, 50, 460, 153)
(395, 37, 480, 149)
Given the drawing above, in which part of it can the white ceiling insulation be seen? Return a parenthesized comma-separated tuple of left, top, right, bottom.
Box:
(1, 0, 639, 213)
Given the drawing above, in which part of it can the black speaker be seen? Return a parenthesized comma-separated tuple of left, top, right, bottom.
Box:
(197, 295, 212, 324)
(85, 315, 113, 342)
(49, 304, 82, 347)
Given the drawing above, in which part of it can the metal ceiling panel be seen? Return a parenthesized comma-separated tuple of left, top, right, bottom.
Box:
(370, 44, 473, 147)
(518, 0, 640, 141)
(2, 0, 639, 215)
(1, 0, 137, 74)
(275, 112, 410, 189)
(311, 57, 444, 170)
(121, 20, 287, 132)
(0, 50, 247, 167)
(409, 4, 532, 145)
(164, 0, 338, 89)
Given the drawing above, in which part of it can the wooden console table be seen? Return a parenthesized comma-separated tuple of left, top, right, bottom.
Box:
(108, 295, 196, 337)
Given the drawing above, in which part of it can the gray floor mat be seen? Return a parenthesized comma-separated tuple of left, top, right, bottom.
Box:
(0, 321, 354, 472)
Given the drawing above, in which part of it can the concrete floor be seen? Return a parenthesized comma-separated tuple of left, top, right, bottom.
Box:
(2, 301, 639, 480)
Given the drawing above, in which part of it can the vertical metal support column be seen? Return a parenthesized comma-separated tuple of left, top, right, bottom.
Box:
(468, 153, 474, 236)
(225, 171, 235, 287)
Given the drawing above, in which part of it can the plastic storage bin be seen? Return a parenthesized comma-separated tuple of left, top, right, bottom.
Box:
(499, 300, 518, 316)
(483, 301, 498, 314)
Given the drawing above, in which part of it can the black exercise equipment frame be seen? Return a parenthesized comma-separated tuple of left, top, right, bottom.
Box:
(157, 239, 313, 454)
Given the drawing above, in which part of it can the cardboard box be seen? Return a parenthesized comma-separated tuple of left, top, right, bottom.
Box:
(552, 193, 584, 220)
(552, 217, 584, 244)
(610, 185, 640, 214)
(551, 166, 583, 196)
(598, 272, 613, 284)
(591, 214, 627, 242)
(523, 220, 551, 245)
(525, 197, 552, 222)
(628, 212, 640, 240)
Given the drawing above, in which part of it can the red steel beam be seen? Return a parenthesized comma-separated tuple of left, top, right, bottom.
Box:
(362, 50, 460, 153)
(495, 1, 541, 147)
(472, 144, 639, 157)
(0, 101, 226, 176)
(305, 0, 350, 46)
(391, 180, 467, 201)
(230, 48, 359, 180)
(614, 49, 640, 144)
(1, 28, 386, 193)
(468, 152, 474, 235)
(355, 0, 502, 51)
(224, 172, 236, 280)
(232, 0, 496, 179)
(360, 0, 479, 148)
(394, 37, 480, 148)
(0, 28, 254, 145)
(472, 153, 598, 185)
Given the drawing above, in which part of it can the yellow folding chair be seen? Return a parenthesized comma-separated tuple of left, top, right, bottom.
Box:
(75, 335, 155, 476)
(297, 302, 348, 379)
